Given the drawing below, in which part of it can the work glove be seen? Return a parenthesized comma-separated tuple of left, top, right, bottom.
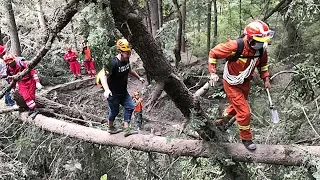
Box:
(209, 73, 219, 86)
(104, 89, 112, 100)
(36, 82, 43, 90)
(139, 77, 145, 83)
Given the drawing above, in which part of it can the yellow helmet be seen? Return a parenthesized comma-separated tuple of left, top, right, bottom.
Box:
(116, 38, 131, 52)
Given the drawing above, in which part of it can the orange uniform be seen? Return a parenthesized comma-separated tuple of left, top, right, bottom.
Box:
(208, 36, 269, 140)
(82, 45, 96, 77)
(133, 97, 143, 112)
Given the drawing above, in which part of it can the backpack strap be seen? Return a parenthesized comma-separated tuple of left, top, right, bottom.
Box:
(229, 38, 265, 61)
(229, 38, 244, 62)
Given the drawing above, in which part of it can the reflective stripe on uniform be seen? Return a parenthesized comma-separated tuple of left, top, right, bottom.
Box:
(238, 58, 247, 63)
(26, 100, 36, 109)
(261, 65, 268, 71)
(238, 125, 250, 130)
(208, 58, 216, 64)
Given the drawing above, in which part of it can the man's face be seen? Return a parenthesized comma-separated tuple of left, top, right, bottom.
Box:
(120, 51, 131, 61)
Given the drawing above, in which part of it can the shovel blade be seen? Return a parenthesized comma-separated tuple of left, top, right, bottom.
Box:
(270, 109, 280, 123)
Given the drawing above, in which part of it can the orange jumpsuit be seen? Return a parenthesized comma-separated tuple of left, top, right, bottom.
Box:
(208, 36, 269, 140)
(82, 46, 96, 77)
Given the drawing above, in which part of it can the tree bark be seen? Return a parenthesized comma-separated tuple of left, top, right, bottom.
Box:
(36, 0, 47, 31)
(196, 2, 201, 33)
(181, 0, 186, 52)
(206, 0, 212, 53)
(212, 0, 217, 46)
(172, 0, 182, 67)
(239, 0, 242, 36)
(149, 0, 160, 37)
(0, 0, 80, 99)
(144, 0, 153, 34)
(21, 113, 320, 166)
(157, 0, 163, 27)
(0, 28, 3, 45)
(110, 0, 195, 117)
(145, 82, 165, 112)
(4, 0, 22, 56)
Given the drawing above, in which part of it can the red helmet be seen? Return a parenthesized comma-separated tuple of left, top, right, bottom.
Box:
(244, 20, 274, 42)
(0, 45, 6, 55)
(3, 54, 16, 64)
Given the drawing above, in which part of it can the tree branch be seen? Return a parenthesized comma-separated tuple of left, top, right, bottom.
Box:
(262, 0, 293, 21)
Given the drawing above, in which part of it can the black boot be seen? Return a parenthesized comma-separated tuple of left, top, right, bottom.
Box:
(29, 108, 39, 120)
(242, 140, 257, 150)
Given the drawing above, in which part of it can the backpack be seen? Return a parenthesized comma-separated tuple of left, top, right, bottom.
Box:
(229, 38, 264, 62)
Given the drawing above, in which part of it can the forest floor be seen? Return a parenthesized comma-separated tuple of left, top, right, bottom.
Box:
(35, 51, 203, 138)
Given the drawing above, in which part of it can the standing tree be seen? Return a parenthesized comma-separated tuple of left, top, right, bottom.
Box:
(206, 0, 212, 52)
(181, 0, 186, 52)
(4, 0, 21, 56)
(212, 0, 217, 46)
(36, 0, 47, 31)
(149, 0, 160, 37)
(173, 0, 182, 67)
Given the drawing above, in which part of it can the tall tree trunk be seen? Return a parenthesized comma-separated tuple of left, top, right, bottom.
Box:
(36, 0, 47, 30)
(228, 1, 231, 38)
(157, 0, 163, 27)
(0, 28, 3, 45)
(173, 0, 182, 67)
(206, 0, 212, 53)
(145, 0, 153, 34)
(212, 0, 217, 46)
(239, 0, 242, 36)
(4, 0, 21, 56)
(181, 0, 187, 52)
(196, 2, 201, 33)
(149, 0, 160, 37)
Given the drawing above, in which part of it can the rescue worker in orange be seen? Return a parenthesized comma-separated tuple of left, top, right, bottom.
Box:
(208, 20, 273, 150)
(3, 54, 43, 119)
(81, 41, 96, 77)
(63, 45, 82, 80)
(132, 91, 143, 131)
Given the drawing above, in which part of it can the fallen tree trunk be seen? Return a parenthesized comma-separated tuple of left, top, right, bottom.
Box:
(13, 94, 106, 123)
(21, 113, 320, 166)
(10, 77, 106, 122)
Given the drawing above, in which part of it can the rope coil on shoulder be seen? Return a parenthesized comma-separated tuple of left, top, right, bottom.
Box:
(223, 51, 260, 85)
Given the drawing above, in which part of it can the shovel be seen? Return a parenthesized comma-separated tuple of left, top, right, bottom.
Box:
(266, 88, 280, 123)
